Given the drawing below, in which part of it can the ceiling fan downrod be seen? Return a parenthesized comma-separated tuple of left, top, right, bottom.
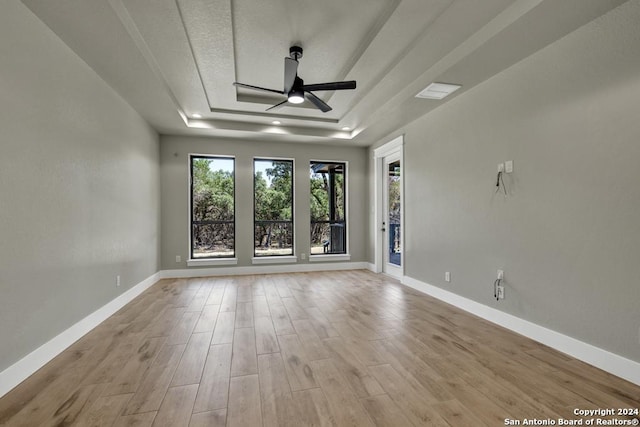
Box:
(289, 45, 303, 61)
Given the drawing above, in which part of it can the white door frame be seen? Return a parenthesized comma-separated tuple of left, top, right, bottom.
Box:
(373, 135, 404, 278)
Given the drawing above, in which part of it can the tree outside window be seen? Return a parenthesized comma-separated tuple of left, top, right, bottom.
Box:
(190, 156, 235, 259)
(310, 161, 346, 255)
(254, 159, 294, 256)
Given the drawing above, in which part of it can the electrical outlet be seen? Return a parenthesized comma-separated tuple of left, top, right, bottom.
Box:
(301, 253, 307, 260)
(497, 269, 504, 280)
(497, 285, 505, 300)
(505, 160, 513, 173)
(176, 255, 181, 263)
(116, 275, 121, 287)
(498, 163, 505, 173)
(445, 272, 451, 282)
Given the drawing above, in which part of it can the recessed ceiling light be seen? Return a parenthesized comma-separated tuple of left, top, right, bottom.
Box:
(342, 127, 351, 131)
(272, 120, 281, 125)
(416, 82, 462, 100)
(192, 113, 202, 118)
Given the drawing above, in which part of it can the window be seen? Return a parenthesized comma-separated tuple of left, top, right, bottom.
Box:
(310, 161, 346, 255)
(190, 155, 235, 259)
(254, 159, 294, 257)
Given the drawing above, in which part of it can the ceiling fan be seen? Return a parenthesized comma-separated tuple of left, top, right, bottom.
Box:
(233, 46, 356, 113)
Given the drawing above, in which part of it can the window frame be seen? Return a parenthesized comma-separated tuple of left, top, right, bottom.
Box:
(309, 159, 350, 261)
(252, 157, 296, 260)
(188, 154, 237, 265)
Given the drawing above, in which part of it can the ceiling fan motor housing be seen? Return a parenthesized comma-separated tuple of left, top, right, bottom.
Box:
(233, 44, 355, 113)
(289, 45, 303, 60)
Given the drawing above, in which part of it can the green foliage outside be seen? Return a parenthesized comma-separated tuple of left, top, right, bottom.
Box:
(388, 165, 401, 254)
(310, 165, 345, 253)
(254, 161, 293, 254)
(191, 158, 345, 257)
(192, 158, 234, 257)
(310, 173, 344, 221)
(192, 159, 234, 222)
(388, 175, 401, 224)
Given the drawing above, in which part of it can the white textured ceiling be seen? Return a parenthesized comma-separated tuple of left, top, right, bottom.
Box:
(22, 0, 630, 146)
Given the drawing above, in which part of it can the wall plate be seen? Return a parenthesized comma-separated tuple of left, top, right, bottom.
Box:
(505, 160, 513, 173)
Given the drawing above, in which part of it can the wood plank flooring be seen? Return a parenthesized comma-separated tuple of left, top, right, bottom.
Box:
(1, 270, 639, 426)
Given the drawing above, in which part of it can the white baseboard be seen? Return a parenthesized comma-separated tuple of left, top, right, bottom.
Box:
(0, 262, 369, 398)
(8, 266, 633, 402)
(159, 261, 369, 279)
(366, 262, 377, 273)
(402, 275, 640, 386)
(0, 271, 161, 398)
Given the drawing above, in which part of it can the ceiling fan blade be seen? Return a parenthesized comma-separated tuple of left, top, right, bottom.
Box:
(284, 57, 298, 93)
(266, 99, 289, 111)
(305, 92, 332, 113)
(233, 82, 284, 95)
(301, 80, 356, 92)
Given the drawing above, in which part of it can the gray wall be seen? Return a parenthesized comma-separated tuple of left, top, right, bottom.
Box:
(0, 2, 160, 372)
(160, 136, 368, 270)
(369, 0, 640, 362)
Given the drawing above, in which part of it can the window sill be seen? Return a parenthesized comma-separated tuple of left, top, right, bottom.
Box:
(187, 258, 238, 267)
(309, 254, 351, 262)
(252, 256, 298, 265)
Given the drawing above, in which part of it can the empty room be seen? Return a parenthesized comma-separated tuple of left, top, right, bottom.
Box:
(1, 0, 640, 426)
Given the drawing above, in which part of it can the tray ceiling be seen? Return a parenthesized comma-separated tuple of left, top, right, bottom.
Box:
(22, 0, 629, 145)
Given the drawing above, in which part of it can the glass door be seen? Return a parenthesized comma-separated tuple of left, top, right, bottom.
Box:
(383, 154, 402, 277)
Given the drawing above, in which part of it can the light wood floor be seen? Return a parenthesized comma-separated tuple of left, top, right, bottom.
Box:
(1, 270, 638, 426)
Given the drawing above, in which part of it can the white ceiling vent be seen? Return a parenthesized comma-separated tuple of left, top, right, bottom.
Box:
(416, 82, 462, 100)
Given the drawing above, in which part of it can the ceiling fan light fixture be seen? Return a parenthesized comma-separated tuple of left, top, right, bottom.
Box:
(288, 89, 304, 104)
(234, 46, 355, 113)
